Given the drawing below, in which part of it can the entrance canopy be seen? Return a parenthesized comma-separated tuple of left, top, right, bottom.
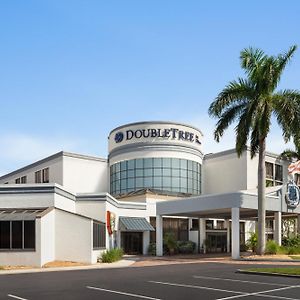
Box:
(156, 187, 300, 219)
(119, 217, 154, 231)
(155, 187, 300, 260)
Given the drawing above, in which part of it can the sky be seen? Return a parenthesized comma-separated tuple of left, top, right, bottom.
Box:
(1, 0, 300, 175)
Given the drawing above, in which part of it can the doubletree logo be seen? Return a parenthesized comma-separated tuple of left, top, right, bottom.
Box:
(114, 132, 124, 143)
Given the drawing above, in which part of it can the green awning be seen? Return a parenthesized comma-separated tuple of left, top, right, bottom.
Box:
(119, 217, 154, 231)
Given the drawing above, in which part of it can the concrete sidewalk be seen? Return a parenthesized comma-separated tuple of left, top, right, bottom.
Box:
(0, 258, 137, 275)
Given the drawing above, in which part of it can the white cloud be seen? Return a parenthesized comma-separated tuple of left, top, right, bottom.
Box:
(0, 133, 85, 175)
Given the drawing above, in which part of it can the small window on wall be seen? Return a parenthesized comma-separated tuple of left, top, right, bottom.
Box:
(93, 222, 106, 249)
(265, 162, 274, 180)
(21, 176, 27, 184)
(216, 220, 225, 229)
(15, 178, 21, 184)
(42, 168, 49, 183)
(275, 164, 283, 183)
(206, 220, 214, 230)
(35, 170, 42, 183)
(191, 219, 199, 231)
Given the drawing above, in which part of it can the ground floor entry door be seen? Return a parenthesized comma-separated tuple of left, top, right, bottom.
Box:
(206, 232, 227, 253)
(121, 232, 143, 254)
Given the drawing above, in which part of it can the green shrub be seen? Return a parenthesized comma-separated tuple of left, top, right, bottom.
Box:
(246, 232, 258, 253)
(101, 248, 124, 263)
(164, 233, 178, 255)
(177, 241, 196, 254)
(265, 240, 279, 254)
(286, 246, 300, 255)
(282, 235, 300, 248)
(148, 242, 156, 255)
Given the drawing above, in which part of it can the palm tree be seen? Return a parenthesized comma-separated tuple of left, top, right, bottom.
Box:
(208, 45, 300, 255)
(281, 142, 300, 161)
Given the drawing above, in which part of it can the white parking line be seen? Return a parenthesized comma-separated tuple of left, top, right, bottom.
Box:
(148, 280, 245, 295)
(86, 286, 162, 300)
(149, 280, 300, 300)
(193, 275, 290, 287)
(216, 285, 300, 300)
(7, 295, 28, 300)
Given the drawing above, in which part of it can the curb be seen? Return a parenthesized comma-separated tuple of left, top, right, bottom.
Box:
(237, 269, 300, 278)
(0, 259, 135, 275)
(238, 258, 300, 263)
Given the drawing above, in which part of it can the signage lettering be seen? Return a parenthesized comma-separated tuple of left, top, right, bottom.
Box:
(115, 127, 201, 145)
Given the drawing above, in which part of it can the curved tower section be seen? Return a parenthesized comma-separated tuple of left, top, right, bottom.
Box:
(108, 121, 203, 198)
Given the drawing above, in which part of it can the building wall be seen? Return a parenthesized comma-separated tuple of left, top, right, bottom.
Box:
(0, 191, 55, 209)
(76, 201, 106, 222)
(40, 209, 55, 266)
(246, 151, 290, 190)
(55, 209, 93, 264)
(62, 155, 108, 194)
(203, 150, 248, 194)
(0, 219, 42, 267)
(0, 156, 63, 185)
(54, 193, 76, 213)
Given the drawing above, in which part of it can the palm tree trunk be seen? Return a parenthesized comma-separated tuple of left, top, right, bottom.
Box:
(257, 138, 266, 255)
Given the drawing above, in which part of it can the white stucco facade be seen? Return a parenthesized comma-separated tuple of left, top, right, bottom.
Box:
(0, 121, 297, 266)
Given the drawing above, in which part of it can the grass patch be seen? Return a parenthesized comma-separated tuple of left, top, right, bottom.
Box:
(246, 267, 300, 275)
(101, 248, 124, 263)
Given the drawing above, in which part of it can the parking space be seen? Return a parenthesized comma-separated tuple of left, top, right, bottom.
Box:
(1, 263, 300, 300)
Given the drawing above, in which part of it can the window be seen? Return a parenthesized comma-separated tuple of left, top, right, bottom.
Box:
(191, 219, 199, 230)
(35, 170, 42, 183)
(42, 168, 49, 183)
(0, 221, 10, 249)
(216, 220, 225, 229)
(93, 222, 106, 249)
(15, 178, 21, 184)
(24, 221, 35, 249)
(275, 164, 283, 182)
(110, 158, 202, 197)
(265, 162, 273, 179)
(12, 221, 22, 249)
(4, 182, 8, 184)
(0, 220, 35, 250)
(21, 176, 27, 184)
(206, 220, 214, 230)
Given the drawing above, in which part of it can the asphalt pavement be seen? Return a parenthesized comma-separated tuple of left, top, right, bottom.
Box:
(1, 262, 300, 300)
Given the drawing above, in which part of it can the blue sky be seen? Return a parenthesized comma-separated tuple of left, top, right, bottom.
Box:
(1, 0, 300, 175)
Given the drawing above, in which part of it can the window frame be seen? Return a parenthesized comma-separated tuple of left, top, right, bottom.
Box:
(0, 220, 36, 251)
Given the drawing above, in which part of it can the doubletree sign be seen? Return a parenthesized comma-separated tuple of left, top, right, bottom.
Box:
(285, 180, 300, 209)
(114, 127, 201, 145)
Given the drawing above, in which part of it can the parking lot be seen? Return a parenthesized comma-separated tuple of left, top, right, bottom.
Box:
(1, 262, 300, 300)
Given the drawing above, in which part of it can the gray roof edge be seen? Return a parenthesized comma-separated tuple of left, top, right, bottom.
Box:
(204, 147, 288, 161)
(0, 151, 107, 181)
(109, 121, 204, 137)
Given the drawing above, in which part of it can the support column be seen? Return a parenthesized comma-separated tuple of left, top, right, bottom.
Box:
(274, 212, 282, 246)
(156, 215, 163, 256)
(226, 219, 230, 253)
(199, 218, 206, 253)
(143, 231, 150, 255)
(231, 207, 240, 259)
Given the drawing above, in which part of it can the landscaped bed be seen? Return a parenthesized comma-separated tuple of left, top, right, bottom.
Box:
(241, 267, 300, 276)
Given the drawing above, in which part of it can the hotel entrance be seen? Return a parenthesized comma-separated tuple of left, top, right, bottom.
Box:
(206, 232, 227, 253)
(121, 232, 143, 254)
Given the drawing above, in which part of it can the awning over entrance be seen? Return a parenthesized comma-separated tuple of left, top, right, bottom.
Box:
(0, 208, 47, 220)
(119, 217, 154, 231)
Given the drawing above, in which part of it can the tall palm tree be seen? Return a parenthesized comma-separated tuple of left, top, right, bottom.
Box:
(208, 45, 300, 255)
